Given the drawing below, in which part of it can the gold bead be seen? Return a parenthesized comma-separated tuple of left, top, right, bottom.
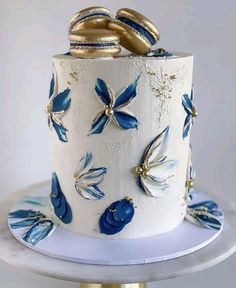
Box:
(192, 106, 198, 117)
(186, 180, 194, 188)
(105, 106, 114, 117)
(135, 166, 143, 174)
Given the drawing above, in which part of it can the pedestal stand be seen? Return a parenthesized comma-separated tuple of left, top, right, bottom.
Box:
(0, 182, 236, 288)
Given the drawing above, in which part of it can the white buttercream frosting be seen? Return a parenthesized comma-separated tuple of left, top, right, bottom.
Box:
(50, 52, 193, 239)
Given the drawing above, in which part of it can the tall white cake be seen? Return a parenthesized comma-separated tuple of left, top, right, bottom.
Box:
(48, 53, 193, 239)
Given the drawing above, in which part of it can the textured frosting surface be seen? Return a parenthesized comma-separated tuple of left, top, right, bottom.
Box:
(50, 53, 193, 239)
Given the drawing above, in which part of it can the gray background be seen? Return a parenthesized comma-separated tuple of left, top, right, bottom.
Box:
(0, 0, 235, 287)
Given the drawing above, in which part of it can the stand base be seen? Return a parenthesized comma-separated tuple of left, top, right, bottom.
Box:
(80, 283, 146, 288)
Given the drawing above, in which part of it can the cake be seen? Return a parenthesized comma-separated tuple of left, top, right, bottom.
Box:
(8, 7, 224, 257)
(45, 7, 197, 240)
(48, 52, 193, 239)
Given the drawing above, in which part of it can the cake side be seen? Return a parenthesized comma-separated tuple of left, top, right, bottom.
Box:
(49, 54, 193, 239)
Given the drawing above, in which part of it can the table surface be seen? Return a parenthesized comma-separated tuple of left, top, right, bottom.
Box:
(0, 181, 236, 284)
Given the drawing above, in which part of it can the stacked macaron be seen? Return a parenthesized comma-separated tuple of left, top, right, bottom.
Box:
(68, 7, 160, 58)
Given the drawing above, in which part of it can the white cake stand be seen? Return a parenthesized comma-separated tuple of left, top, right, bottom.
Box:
(0, 181, 236, 288)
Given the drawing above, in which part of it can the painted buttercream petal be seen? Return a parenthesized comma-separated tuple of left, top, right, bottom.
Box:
(113, 111, 139, 130)
(144, 126, 170, 165)
(140, 176, 169, 197)
(183, 114, 192, 138)
(49, 73, 55, 99)
(113, 200, 135, 223)
(186, 211, 222, 230)
(52, 120, 68, 142)
(89, 111, 110, 135)
(75, 184, 105, 200)
(114, 74, 141, 109)
(9, 209, 43, 219)
(95, 78, 114, 106)
(148, 160, 178, 182)
(190, 87, 194, 102)
(75, 152, 94, 176)
(182, 94, 193, 114)
(23, 220, 55, 246)
(50, 173, 72, 224)
(80, 167, 107, 186)
(99, 199, 135, 235)
(10, 218, 41, 229)
(52, 88, 71, 113)
(99, 214, 125, 235)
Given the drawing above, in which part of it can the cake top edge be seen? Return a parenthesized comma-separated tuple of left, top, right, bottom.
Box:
(52, 51, 193, 61)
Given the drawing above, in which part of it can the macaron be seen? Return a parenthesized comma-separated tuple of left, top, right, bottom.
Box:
(69, 6, 113, 33)
(69, 29, 121, 59)
(108, 8, 160, 55)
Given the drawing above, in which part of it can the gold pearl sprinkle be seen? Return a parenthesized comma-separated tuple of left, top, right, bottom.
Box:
(192, 106, 198, 117)
(105, 106, 114, 116)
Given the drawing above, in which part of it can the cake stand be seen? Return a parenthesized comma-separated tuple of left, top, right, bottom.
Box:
(0, 181, 236, 288)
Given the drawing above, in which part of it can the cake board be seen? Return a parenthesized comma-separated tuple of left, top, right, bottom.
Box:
(1, 182, 236, 288)
(7, 182, 223, 266)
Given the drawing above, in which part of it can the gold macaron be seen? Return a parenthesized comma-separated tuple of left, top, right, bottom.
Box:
(69, 6, 113, 33)
(69, 29, 121, 59)
(108, 8, 160, 55)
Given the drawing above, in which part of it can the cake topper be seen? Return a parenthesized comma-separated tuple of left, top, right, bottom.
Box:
(69, 6, 113, 33)
(68, 7, 165, 57)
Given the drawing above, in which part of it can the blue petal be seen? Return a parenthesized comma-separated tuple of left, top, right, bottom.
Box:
(146, 48, 173, 57)
(49, 73, 55, 99)
(52, 120, 68, 142)
(76, 185, 105, 200)
(113, 199, 135, 223)
(183, 114, 192, 138)
(52, 88, 71, 112)
(196, 214, 222, 230)
(21, 196, 48, 207)
(99, 214, 125, 235)
(189, 201, 223, 217)
(99, 199, 135, 235)
(114, 75, 141, 108)
(23, 220, 55, 246)
(83, 167, 107, 179)
(9, 209, 43, 219)
(89, 112, 110, 135)
(113, 111, 139, 130)
(182, 94, 193, 114)
(50, 172, 72, 224)
(95, 78, 112, 105)
(190, 87, 194, 102)
(10, 218, 40, 229)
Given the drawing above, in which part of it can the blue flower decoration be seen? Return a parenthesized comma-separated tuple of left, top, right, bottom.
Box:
(136, 126, 178, 197)
(99, 197, 135, 235)
(89, 75, 141, 135)
(9, 209, 55, 246)
(74, 152, 107, 200)
(185, 145, 196, 202)
(186, 200, 223, 230)
(50, 172, 72, 224)
(46, 72, 71, 142)
(182, 87, 198, 138)
(23, 220, 55, 246)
